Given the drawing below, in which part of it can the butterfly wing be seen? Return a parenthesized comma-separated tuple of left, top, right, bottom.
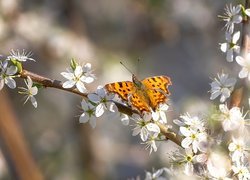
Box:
(105, 81, 151, 112)
(142, 76, 172, 110)
(142, 76, 172, 94)
(129, 91, 151, 112)
(105, 81, 134, 101)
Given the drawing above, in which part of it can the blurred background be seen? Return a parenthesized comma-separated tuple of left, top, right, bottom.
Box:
(0, 0, 240, 179)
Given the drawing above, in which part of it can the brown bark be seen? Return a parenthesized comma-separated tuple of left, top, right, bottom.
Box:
(0, 90, 43, 180)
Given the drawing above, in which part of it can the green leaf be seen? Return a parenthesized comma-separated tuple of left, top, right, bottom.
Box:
(11, 59, 22, 73)
(33, 82, 44, 89)
(70, 58, 78, 70)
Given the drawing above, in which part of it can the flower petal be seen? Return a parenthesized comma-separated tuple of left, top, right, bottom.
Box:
(88, 93, 101, 102)
(95, 104, 104, 117)
(74, 66, 83, 77)
(239, 68, 248, 78)
(226, 49, 233, 62)
(181, 137, 193, 148)
(62, 80, 75, 88)
(61, 72, 74, 80)
(5, 77, 16, 89)
(79, 113, 89, 123)
(30, 96, 38, 108)
(76, 81, 87, 93)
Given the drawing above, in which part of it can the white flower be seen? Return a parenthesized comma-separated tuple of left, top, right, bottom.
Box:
(245, 8, 250, 17)
(228, 137, 246, 162)
(217, 104, 244, 131)
(180, 127, 207, 153)
(236, 54, 250, 80)
(144, 135, 158, 154)
(145, 168, 168, 180)
(220, 31, 240, 62)
(0, 60, 17, 90)
(87, 86, 115, 117)
(220, 4, 242, 34)
(7, 49, 35, 62)
(172, 148, 207, 176)
(18, 76, 38, 108)
(120, 114, 130, 126)
(207, 151, 231, 179)
(132, 113, 160, 142)
(174, 113, 205, 132)
(232, 162, 250, 180)
(61, 63, 95, 93)
(172, 148, 195, 176)
(152, 103, 168, 123)
(210, 73, 236, 102)
(79, 99, 97, 128)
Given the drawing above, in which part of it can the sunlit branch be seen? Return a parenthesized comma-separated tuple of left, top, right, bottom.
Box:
(19, 69, 183, 147)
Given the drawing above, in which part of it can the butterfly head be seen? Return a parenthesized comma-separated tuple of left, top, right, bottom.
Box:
(132, 74, 143, 88)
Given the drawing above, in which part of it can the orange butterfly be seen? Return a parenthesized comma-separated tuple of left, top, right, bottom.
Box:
(105, 74, 172, 113)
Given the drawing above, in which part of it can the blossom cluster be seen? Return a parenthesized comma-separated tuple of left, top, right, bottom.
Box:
(0, 50, 38, 107)
(78, 85, 170, 153)
(138, 3, 250, 180)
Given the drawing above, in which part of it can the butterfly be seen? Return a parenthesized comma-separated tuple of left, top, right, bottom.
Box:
(105, 74, 172, 113)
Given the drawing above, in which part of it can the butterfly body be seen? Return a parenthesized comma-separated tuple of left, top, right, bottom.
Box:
(105, 75, 171, 113)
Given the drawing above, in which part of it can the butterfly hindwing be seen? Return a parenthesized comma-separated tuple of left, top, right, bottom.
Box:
(129, 91, 151, 112)
(147, 89, 167, 110)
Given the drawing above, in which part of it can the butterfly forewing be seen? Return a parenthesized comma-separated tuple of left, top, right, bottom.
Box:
(142, 76, 172, 94)
(105, 81, 134, 101)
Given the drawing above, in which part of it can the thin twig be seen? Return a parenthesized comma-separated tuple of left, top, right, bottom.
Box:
(20, 69, 87, 97)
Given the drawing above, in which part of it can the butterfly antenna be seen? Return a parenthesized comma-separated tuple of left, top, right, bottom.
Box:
(136, 58, 141, 76)
(120, 61, 134, 75)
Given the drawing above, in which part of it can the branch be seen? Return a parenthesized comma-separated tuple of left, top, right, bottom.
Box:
(19, 69, 183, 147)
(229, 0, 250, 108)
(20, 69, 87, 97)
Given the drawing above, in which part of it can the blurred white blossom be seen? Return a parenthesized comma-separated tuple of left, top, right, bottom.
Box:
(232, 162, 250, 180)
(79, 99, 97, 128)
(172, 148, 196, 176)
(174, 113, 205, 132)
(236, 54, 250, 80)
(210, 73, 236, 103)
(220, 31, 240, 62)
(207, 151, 231, 179)
(132, 113, 160, 142)
(152, 103, 168, 124)
(228, 137, 246, 162)
(144, 135, 158, 154)
(217, 104, 244, 131)
(0, 60, 17, 90)
(220, 4, 242, 34)
(180, 126, 207, 153)
(18, 76, 38, 108)
(145, 168, 168, 180)
(88, 86, 115, 117)
(7, 49, 35, 62)
(245, 8, 250, 17)
(61, 63, 95, 93)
